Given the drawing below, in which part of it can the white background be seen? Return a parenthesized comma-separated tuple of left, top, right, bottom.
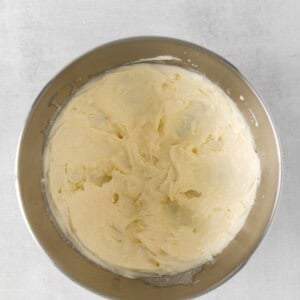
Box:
(1, 0, 299, 299)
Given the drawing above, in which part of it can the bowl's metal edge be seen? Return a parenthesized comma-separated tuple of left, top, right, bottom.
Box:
(15, 36, 282, 299)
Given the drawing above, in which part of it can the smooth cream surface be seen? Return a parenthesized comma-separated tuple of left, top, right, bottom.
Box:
(44, 63, 260, 277)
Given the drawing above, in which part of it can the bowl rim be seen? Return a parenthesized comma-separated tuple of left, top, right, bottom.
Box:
(15, 36, 282, 298)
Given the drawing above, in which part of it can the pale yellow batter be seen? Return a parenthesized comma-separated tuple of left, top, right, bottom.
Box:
(44, 63, 260, 277)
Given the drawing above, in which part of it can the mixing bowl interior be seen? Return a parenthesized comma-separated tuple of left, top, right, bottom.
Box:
(16, 37, 281, 299)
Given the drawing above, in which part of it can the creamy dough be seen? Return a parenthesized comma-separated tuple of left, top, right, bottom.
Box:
(44, 63, 260, 277)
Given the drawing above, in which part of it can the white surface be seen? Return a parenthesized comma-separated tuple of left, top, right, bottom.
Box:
(0, 0, 299, 299)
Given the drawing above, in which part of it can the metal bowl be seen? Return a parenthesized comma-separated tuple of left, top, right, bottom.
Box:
(16, 37, 281, 299)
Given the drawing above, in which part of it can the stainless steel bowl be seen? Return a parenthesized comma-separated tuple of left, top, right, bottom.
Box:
(16, 37, 281, 299)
